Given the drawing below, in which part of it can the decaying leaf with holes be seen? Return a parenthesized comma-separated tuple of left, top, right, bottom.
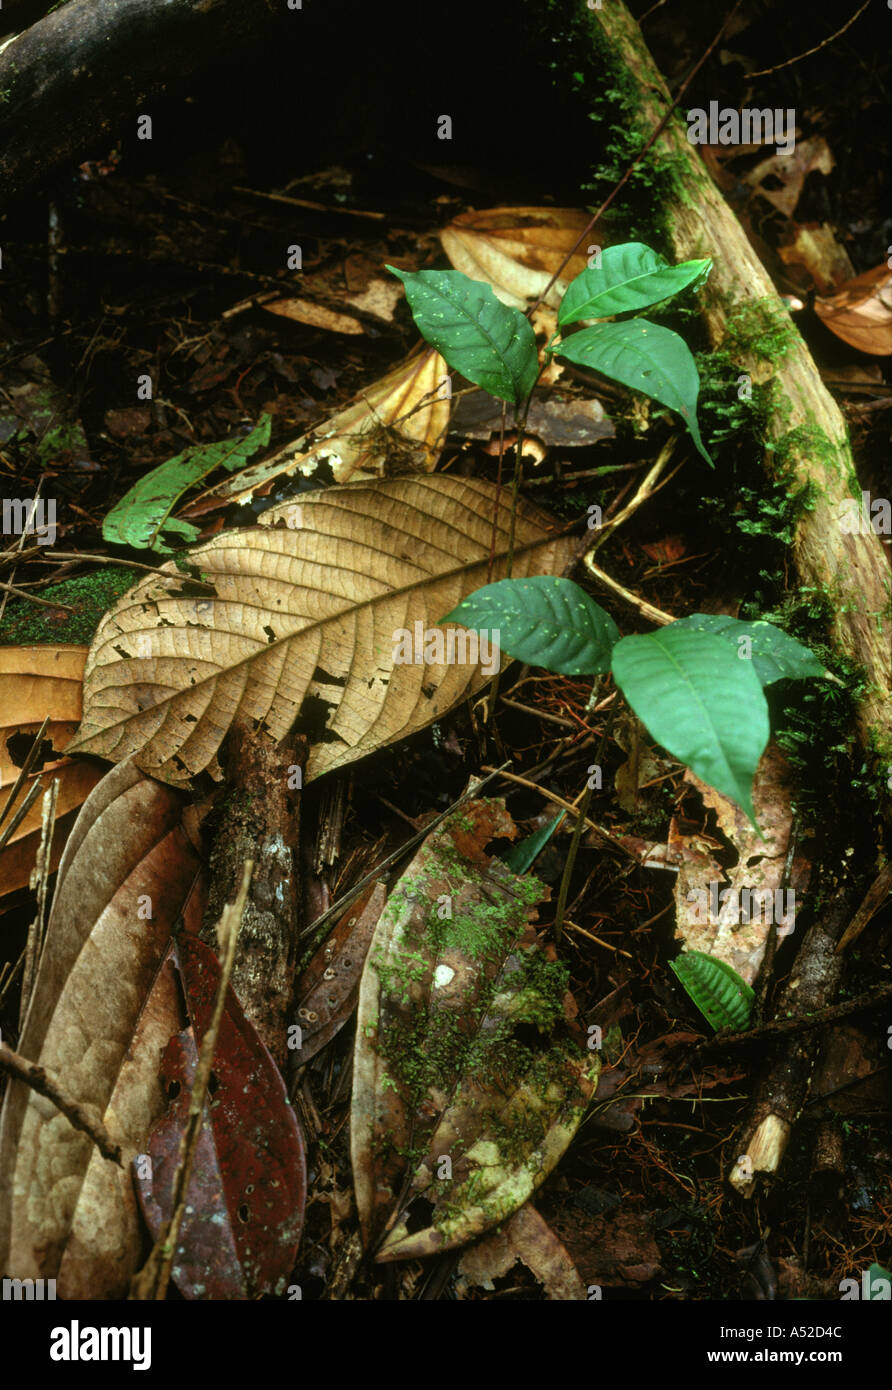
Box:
(67, 475, 576, 787)
(134, 935, 306, 1299)
(351, 797, 599, 1262)
(181, 348, 450, 518)
(0, 759, 206, 1298)
(293, 881, 387, 1064)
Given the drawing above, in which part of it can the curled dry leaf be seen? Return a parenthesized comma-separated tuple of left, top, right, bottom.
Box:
(814, 264, 892, 357)
(671, 744, 810, 985)
(67, 475, 576, 787)
(351, 797, 599, 1262)
(135, 935, 306, 1300)
(182, 349, 450, 514)
(0, 759, 206, 1298)
(293, 881, 387, 1065)
(0, 645, 104, 898)
(440, 206, 596, 310)
(456, 1203, 586, 1300)
(742, 136, 833, 220)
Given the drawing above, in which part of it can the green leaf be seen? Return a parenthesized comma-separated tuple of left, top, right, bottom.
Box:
(501, 812, 565, 875)
(559, 244, 711, 325)
(556, 319, 713, 466)
(669, 614, 827, 685)
(611, 626, 769, 824)
(103, 416, 272, 553)
(670, 950, 754, 1032)
(441, 576, 620, 675)
(387, 266, 539, 405)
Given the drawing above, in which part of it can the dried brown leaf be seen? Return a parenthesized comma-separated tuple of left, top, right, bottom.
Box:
(0, 645, 104, 898)
(440, 207, 596, 310)
(68, 475, 576, 787)
(0, 759, 206, 1296)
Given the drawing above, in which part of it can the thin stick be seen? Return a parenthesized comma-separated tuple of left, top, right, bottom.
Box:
(746, 0, 869, 78)
(0, 579, 76, 609)
(582, 555, 674, 626)
(0, 717, 50, 829)
(479, 762, 638, 861)
(20, 778, 58, 1030)
(0, 1041, 122, 1165)
(299, 763, 511, 944)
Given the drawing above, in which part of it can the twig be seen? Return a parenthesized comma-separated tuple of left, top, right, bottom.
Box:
(298, 762, 512, 946)
(0, 578, 76, 609)
(581, 555, 674, 625)
(479, 761, 638, 862)
(746, 0, 870, 78)
(835, 860, 892, 953)
(0, 716, 49, 833)
(0, 1041, 122, 1166)
(233, 185, 387, 221)
(20, 778, 58, 1029)
(698, 981, 892, 1052)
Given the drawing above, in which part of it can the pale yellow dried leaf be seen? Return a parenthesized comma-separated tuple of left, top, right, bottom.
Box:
(440, 206, 594, 309)
(0, 645, 104, 897)
(187, 349, 450, 509)
(68, 476, 575, 787)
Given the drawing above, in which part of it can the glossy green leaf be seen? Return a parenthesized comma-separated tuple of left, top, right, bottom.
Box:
(103, 416, 272, 553)
(670, 950, 754, 1032)
(611, 626, 769, 824)
(669, 614, 827, 685)
(387, 266, 539, 405)
(556, 319, 713, 466)
(501, 812, 565, 875)
(441, 576, 620, 675)
(559, 244, 711, 325)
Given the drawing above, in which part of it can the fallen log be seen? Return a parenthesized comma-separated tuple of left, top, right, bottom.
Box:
(580, 0, 892, 833)
(0, 0, 282, 207)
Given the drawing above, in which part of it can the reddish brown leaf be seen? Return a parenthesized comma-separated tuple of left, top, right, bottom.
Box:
(293, 881, 386, 1065)
(135, 935, 306, 1299)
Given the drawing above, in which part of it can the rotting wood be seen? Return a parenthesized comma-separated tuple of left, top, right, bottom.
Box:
(198, 720, 305, 1067)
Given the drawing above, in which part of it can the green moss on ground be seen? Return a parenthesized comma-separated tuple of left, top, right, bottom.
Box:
(0, 568, 134, 646)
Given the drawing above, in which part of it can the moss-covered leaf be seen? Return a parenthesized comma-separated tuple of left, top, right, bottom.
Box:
(351, 797, 599, 1261)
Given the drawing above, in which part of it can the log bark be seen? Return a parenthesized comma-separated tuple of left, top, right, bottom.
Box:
(0, 0, 282, 207)
(584, 1, 892, 831)
(199, 721, 305, 1068)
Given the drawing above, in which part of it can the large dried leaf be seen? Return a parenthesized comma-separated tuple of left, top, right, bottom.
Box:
(351, 798, 599, 1262)
(182, 350, 450, 514)
(0, 759, 206, 1296)
(68, 476, 575, 786)
(135, 936, 306, 1299)
(0, 645, 104, 898)
(440, 207, 597, 310)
